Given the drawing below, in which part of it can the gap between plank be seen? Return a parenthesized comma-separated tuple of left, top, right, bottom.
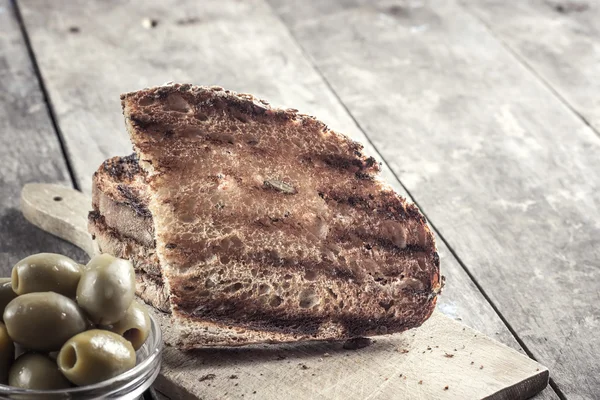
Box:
(263, 2, 562, 399)
(12, 0, 80, 191)
(455, 6, 578, 399)
(457, 1, 599, 140)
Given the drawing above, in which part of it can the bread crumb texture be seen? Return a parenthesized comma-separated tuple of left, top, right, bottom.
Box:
(90, 84, 441, 347)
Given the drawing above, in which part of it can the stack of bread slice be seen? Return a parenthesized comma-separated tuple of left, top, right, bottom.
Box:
(90, 154, 169, 312)
(89, 84, 442, 349)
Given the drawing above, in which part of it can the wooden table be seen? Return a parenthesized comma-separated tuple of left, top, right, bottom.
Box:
(1, 1, 598, 399)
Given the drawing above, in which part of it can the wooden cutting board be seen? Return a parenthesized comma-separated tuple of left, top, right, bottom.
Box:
(20, 183, 549, 400)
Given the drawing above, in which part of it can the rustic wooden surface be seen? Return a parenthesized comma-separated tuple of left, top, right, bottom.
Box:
(462, 0, 600, 132)
(1, 0, 597, 398)
(21, 183, 550, 400)
(267, 0, 599, 398)
(0, 0, 87, 268)
(15, 0, 530, 361)
(21, 184, 99, 257)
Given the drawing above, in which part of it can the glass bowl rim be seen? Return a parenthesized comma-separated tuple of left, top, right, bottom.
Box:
(0, 310, 163, 395)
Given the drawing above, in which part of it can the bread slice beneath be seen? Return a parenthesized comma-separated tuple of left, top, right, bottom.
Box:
(88, 210, 169, 312)
(91, 154, 154, 247)
(115, 84, 441, 348)
(89, 154, 173, 313)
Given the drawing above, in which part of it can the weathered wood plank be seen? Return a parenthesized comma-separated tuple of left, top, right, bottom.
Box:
(0, 0, 86, 271)
(462, 0, 600, 133)
(267, 0, 599, 398)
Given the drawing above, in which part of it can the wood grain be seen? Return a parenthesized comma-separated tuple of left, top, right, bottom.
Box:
(21, 184, 98, 256)
(266, 0, 599, 398)
(153, 311, 548, 400)
(0, 0, 86, 271)
(462, 0, 600, 133)
(16, 0, 526, 359)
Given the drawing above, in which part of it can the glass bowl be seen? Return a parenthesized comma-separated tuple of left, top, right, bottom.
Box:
(0, 311, 162, 400)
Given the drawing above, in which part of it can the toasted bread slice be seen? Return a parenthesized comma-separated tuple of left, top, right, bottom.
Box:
(91, 154, 154, 247)
(88, 210, 169, 312)
(115, 84, 441, 348)
(90, 155, 169, 310)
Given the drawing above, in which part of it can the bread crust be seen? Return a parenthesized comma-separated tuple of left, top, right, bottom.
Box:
(109, 84, 441, 348)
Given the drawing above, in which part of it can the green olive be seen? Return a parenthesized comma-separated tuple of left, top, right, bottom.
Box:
(103, 300, 151, 350)
(58, 329, 136, 386)
(4, 292, 88, 351)
(12, 253, 82, 297)
(77, 254, 135, 325)
(0, 322, 14, 384)
(0, 278, 17, 321)
(8, 353, 71, 390)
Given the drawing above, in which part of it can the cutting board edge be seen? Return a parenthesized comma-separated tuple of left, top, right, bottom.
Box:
(483, 369, 550, 400)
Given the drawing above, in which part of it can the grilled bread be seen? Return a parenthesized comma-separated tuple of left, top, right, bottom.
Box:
(91, 84, 442, 348)
(122, 84, 441, 347)
(91, 154, 153, 247)
(89, 154, 169, 311)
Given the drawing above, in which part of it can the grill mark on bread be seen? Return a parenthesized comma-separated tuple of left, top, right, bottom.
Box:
(135, 271, 170, 313)
(355, 171, 375, 180)
(167, 228, 431, 283)
(88, 209, 101, 223)
(240, 250, 357, 281)
(165, 238, 432, 282)
(116, 184, 152, 218)
(97, 167, 423, 241)
(141, 269, 164, 286)
(101, 153, 141, 181)
(122, 86, 293, 127)
(111, 84, 441, 347)
(88, 211, 161, 278)
(179, 296, 326, 336)
(321, 189, 416, 222)
(92, 163, 154, 246)
(173, 293, 434, 337)
(304, 153, 379, 175)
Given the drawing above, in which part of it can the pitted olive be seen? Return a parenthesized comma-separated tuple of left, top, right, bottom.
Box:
(103, 300, 151, 350)
(4, 292, 88, 351)
(12, 253, 81, 297)
(58, 329, 136, 386)
(76, 254, 135, 325)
